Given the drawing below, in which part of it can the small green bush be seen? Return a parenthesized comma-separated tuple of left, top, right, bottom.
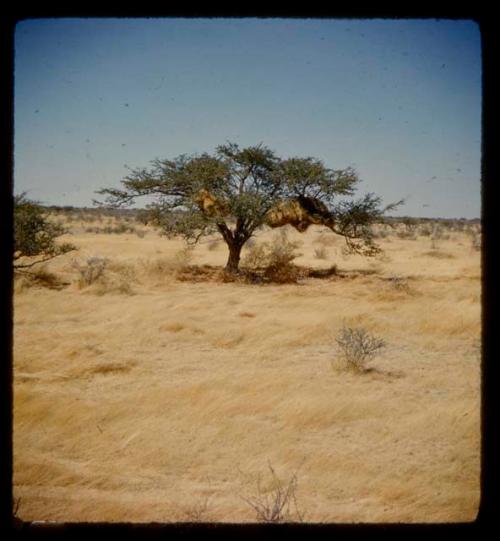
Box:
(14, 193, 76, 267)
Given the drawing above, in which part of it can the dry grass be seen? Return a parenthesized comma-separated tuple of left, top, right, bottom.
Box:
(13, 216, 481, 523)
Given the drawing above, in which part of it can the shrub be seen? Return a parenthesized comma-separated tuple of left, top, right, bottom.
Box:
(335, 326, 386, 373)
(72, 257, 136, 294)
(72, 257, 108, 288)
(386, 275, 411, 293)
(263, 232, 302, 283)
(180, 495, 213, 522)
(243, 242, 269, 269)
(241, 232, 302, 283)
(14, 193, 76, 268)
(241, 463, 305, 523)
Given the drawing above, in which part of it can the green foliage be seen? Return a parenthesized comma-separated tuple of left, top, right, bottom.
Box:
(14, 193, 76, 268)
(96, 142, 402, 271)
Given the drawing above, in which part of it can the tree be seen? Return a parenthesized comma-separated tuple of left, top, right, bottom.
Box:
(14, 193, 75, 269)
(96, 142, 402, 273)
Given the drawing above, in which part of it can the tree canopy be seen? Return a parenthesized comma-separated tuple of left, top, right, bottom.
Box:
(14, 193, 75, 269)
(97, 142, 402, 272)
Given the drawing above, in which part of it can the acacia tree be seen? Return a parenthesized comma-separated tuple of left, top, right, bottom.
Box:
(14, 193, 75, 270)
(96, 142, 401, 273)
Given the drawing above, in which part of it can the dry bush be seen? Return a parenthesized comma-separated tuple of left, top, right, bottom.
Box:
(385, 275, 412, 293)
(240, 463, 305, 523)
(242, 242, 269, 268)
(263, 240, 302, 283)
(72, 257, 108, 288)
(180, 495, 213, 522)
(243, 231, 302, 284)
(71, 257, 134, 295)
(335, 326, 386, 373)
(242, 239, 269, 269)
(91, 276, 134, 296)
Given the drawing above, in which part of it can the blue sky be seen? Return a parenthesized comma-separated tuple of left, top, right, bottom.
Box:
(14, 18, 481, 218)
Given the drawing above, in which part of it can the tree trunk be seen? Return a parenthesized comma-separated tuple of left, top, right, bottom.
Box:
(225, 240, 243, 273)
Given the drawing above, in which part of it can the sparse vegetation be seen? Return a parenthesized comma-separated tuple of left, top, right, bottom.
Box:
(242, 242, 269, 269)
(72, 257, 108, 288)
(242, 231, 303, 283)
(14, 265, 66, 292)
(386, 275, 411, 293)
(12, 210, 481, 523)
(180, 495, 213, 522)
(262, 231, 302, 283)
(240, 463, 305, 523)
(335, 326, 386, 373)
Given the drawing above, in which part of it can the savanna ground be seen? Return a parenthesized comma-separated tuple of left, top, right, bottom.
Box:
(13, 208, 481, 523)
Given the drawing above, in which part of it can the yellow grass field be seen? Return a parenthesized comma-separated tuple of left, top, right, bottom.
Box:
(13, 215, 481, 523)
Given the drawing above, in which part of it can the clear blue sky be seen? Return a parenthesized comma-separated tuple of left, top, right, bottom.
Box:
(14, 17, 481, 218)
